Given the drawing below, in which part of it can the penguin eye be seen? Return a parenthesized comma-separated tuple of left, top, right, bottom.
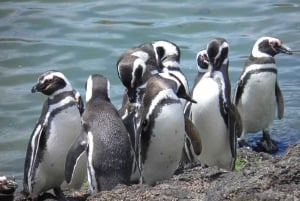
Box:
(43, 78, 53, 85)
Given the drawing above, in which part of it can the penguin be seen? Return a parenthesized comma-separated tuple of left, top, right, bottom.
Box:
(66, 74, 133, 193)
(136, 72, 197, 185)
(184, 49, 209, 118)
(181, 49, 209, 167)
(116, 47, 157, 169)
(23, 70, 84, 200)
(189, 38, 240, 171)
(233, 36, 292, 153)
(140, 40, 190, 106)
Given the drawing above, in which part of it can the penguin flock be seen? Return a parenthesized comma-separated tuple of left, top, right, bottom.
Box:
(22, 36, 293, 200)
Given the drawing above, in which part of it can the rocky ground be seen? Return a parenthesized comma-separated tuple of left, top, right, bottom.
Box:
(12, 143, 300, 201)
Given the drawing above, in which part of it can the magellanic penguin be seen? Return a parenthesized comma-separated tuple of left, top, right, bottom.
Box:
(184, 49, 209, 118)
(140, 40, 190, 106)
(23, 70, 84, 200)
(116, 48, 158, 179)
(181, 49, 209, 167)
(189, 38, 241, 171)
(233, 36, 292, 153)
(66, 74, 134, 193)
(136, 72, 197, 185)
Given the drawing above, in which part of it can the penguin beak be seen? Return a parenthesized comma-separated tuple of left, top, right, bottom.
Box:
(31, 82, 45, 93)
(127, 88, 137, 103)
(182, 94, 197, 104)
(177, 84, 197, 103)
(275, 44, 293, 55)
(31, 85, 37, 93)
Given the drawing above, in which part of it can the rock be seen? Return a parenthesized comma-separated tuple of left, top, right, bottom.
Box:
(14, 143, 300, 201)
(0, 175, 18, 201)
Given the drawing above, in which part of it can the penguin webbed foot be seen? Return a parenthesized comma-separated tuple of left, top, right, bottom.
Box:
(237, 138, 252, 149)
(53, 187, 68, 201)
(253, 130, 278, 154)
(254, 137, 278, 154)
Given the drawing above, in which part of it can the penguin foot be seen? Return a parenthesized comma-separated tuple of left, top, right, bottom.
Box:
(254, 137, 279, 154)
(53, 187, 67, 201)
(237, 139, 252, 149)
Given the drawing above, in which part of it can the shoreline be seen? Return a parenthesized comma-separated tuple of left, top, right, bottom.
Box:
(12, 143, 300, 200)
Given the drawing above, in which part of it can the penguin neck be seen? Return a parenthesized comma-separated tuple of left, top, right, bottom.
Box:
(88, 96, 110, 105)
(49, 90, 74, 101)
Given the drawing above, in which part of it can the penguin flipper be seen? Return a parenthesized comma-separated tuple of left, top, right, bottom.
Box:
(65, 131, 87, 184)
(275, 81, 284, 119)
(227, 103, 239, 170)
(23, 122, 47, 192)
(233, 79, 244, 106)
(184, 117, 202, 155)
(230, 104, 243, 138)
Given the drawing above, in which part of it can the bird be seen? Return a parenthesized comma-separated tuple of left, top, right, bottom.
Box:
(189, 38, 240, 171)
(66, 74, 134, 193)
(116, 47, 159, 168)
(136, 72, 197, 185)
(184, 49, 209, 118)
(233, 36, 292, 153)
(140, 40, 190, 106)
(23, 70, 84, 200)
(181, 49, 209, 167)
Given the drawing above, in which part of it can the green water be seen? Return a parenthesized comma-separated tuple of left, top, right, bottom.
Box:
(0, 0, 300, 189)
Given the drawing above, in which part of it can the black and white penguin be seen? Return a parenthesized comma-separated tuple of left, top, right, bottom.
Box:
(189, 38, 240, 171)
(69, 74, 133, 193)
(140, 40, 190, 106)
(184, 49, 209, 118)
(233, 36, 292, 153)
(136, 72, 196, 185)
(23, 70, 84, 200)
(116, 47, 158, 167)
(181, 49, 209, 167)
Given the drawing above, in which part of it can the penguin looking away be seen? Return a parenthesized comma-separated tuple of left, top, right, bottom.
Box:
(23, 70, 84, 200)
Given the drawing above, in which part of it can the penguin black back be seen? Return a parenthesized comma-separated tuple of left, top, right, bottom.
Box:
(83, 74, 133, 193)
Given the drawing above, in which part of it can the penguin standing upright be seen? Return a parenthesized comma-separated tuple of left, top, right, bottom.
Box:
(184, 49, 209, 118)
(23, 70, 83, 200)
(67, 74, 133, 193)
(181, 49, 209, 167)
(189, 38, 240, 171)
(137, 72, 196, 185)
(233, 36, 292, 153)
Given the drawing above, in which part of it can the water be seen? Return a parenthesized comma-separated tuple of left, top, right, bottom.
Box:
(0, 0, 299, 191)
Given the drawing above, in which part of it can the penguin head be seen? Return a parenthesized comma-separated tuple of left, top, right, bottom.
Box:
(31, 70, 73, 97)
(85, 74, 110, 103)
(152, 40, 181, 68)
(206, 37, 229, 73)
(158, 72, 196, 103)
(117, 54, 150, 103)
(196, 49, 209, 73)
(252, 36, 293, 57)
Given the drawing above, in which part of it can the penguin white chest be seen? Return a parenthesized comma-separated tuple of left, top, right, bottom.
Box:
(238, 72, 277, 133)
(191, 77, 232, 169)
(142, 102, 185, 185)
(38, 106, 81, 190)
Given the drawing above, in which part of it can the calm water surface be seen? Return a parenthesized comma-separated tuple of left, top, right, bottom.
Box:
(0, 0, 299, 189)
